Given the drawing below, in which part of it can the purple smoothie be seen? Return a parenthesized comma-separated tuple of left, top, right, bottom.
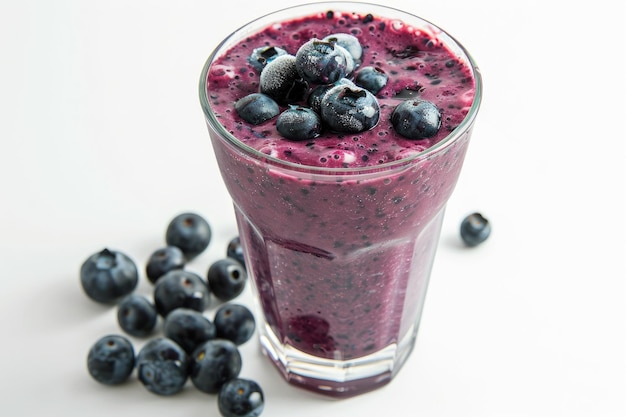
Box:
(201, 4, 480, 397)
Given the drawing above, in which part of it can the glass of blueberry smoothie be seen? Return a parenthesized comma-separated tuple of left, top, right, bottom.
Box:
(200, 1, 482, 397)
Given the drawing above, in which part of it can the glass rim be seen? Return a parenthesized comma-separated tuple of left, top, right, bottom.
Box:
(199, 0, 483, 175)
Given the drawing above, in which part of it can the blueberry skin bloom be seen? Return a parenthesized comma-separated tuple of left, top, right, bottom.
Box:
(355, 66, 388, 95)
(259, 54, 308, 104)
(190, 339, 242, 394)
(163, 308, 216, 354)
(295, 38, 352, 84)
(207, 258, 248, 302)
(320, 84, 380, 133)
(153, 269, 211, 317)
(248, 45, 288, 72)
(214, 304, 256, 346)
(146, 246, 185, 284)
(276, 106, 322, 141)
(80, 248, 138, 304)
(165, 212, 212, 260)
(218, 378, 265, 417)
(117, 294, 158, 337)
(460, 212, 492, 246)
(136, 337, 189, 396)
(323, 33, 363, 62)
(87, 335, 135, 385)
(234, 93, 280, 125)
(391, 99, 442, 139)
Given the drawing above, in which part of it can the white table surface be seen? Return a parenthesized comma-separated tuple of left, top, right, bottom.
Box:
(1, 0, 625, 415)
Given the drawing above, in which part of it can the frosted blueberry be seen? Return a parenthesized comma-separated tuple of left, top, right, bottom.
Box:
(248, 45, 288, 72)
(276, 106, 322, 141)
(355, 66, 388, 95)
(295, 38, 352, 84)
(320, 84, 380, 133)
(307, 78, 354, 114)
(259, 54, 308, 104)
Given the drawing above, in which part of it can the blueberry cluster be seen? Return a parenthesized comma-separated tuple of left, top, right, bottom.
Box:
(82, 212, 264, 417)
(236, 32, 442, 141)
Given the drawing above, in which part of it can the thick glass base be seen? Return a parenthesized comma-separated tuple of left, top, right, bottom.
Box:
(258, 319, 420, 398)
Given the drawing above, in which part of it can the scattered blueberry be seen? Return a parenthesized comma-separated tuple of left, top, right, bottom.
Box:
(117, 294, 158, 337)
(218, 378, 265, 417)
(146, 246, 185, 284)
(259, 54, 308, 104)
(214, 304, 256, 346)
(226, 236, 246, 268)
(320, 84, 380, 133)
(322, 33, 362, 63)
(355, 66, 388, 95)
(391, 99, 441, 139)
(136, 337, 189, 396)
(87, 335, 135, 385)
(276, 106, 322, 141)
(234, 93, 280, 125)
(295, 39, 352, 84)
(154, 269, 211, 317)
(248, 45, 288, 72)
(80, 248, 138, 304)
(460, 212, 491, 246)
(163, 308, 217, 354)
(207, 258, 248, 302)
(165, 212, 212, 260)
(190, 339, 242, 394)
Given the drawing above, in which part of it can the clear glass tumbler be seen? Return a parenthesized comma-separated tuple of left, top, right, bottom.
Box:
(199, 1, 482, 397)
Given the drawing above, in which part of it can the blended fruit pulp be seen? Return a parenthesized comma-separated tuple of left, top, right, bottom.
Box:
(204, 8, 476, 369)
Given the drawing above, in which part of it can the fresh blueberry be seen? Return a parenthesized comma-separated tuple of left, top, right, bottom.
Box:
(259, 54, 308, 104)
(460, 212, 491, 246)
(163, 308, 217, 354)
(207, 258, 248, 302)
(218, 378, 265, 417)
(87, 334, 135, 385)
(80, 248, 138, 304)
(165, 212, 212, 260)
(190, 339, 242, 394)
(214, 304, 256, 346)
(226, 236, 246, 269)
(391, 99, 441, 139)
(307, 78, 354, 114)
(154, 269, 211, 317)
(295, 39, 352, 84)
(276, 106, 322, 141)
(234, 93, 280, 125)
(117, 294, 158, 337)
(323, 33, 363, 63)
(248, 45, 288, 72)
(320, 84, 380, 133)
(146, 246, 185, 284)
(136, 337, 189, 396)
(355, 66, 388, 95)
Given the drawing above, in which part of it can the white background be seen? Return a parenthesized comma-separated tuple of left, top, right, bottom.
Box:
(1, 0, 625, 415)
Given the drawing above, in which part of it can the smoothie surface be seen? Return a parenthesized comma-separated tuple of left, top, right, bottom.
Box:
(206, 9, 476, 168)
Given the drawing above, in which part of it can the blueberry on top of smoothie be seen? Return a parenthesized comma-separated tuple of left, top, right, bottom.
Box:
(322, 33, 363, 63)
(259, 54, 308, 104)
(320, 84, 380, 133)
(391, 99, 442, 139)
(355, 66, 388, 95)
(248, 45, 288, 72)
(235, 93, 280, 125)
(276, 105, 322, 141)
(295, 38, 353, 84)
